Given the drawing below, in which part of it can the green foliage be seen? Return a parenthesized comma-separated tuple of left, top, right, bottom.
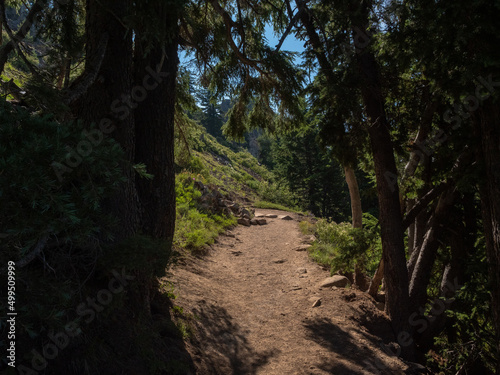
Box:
(309, 214, 381, 275)
(264, 125, 354, 221)
(430, 237, 498, 373)
(258, 181, 300, 210)
(299, 220, 316, 235)
(174, 172, 236, 252)
(0, 99, 124, 263)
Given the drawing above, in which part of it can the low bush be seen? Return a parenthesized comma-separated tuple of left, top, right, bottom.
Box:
(309, 213, 381, 275)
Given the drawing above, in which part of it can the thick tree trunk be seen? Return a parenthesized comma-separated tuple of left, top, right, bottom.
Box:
(78, 0, 140, 241)
(474, 102, 500, 373)
(347, 2, 413, 359)
(356, 41, 414, 361)
(134, 7, 179, 242)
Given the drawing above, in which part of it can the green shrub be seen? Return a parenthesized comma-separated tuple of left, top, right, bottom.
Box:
(309, 213, 381, 275)
(174, 172, 236, 252)
(258, 180, 300, 209)
(0, 99, 125, 267)
(0, 99, 140, 366)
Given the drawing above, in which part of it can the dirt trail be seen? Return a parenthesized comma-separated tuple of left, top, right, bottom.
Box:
(170, 209, 412, 375)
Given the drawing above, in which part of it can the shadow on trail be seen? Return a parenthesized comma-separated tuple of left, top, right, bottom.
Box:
(192, 300, 278, 375)
(304, 317, 390, 375)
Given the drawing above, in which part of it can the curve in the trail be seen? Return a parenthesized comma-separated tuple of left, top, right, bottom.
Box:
(170, 209, 410, 375)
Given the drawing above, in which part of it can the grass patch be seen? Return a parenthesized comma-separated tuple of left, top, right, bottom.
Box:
(254, 200, 299, 212)
(174, 172, 237, 253)
(299, 220, 316, 235)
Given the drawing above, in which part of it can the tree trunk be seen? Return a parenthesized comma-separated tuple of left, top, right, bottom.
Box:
(409, 189, 454, 308)
(474, 102, 500, 373)
(78, 0, 140, 241)
(347, 2, 414, 359)
(345, 165, 363, 229)
(134, 4, 179, 242)
(355, 34, 414, 362)
(368, 258, 384, 298)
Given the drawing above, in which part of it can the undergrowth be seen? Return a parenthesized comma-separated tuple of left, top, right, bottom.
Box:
(307, 213, 382, 276)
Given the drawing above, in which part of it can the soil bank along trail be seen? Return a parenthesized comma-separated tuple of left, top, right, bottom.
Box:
(170, 209, 412, 375)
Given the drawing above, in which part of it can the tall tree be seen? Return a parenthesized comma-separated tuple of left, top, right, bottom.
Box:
(77, 0, 140, 241)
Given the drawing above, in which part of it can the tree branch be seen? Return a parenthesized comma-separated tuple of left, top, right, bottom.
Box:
(63, 33, 109, 105)
(402, 149, 471, 229)
(275, 8, 302, 52)
(0, 0, 45, 75)
(209, 0, 265, 74)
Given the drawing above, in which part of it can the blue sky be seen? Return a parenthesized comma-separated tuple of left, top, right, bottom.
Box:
(264, 27, 305, 54)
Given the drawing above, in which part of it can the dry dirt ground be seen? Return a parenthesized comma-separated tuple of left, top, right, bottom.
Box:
(169, 209, 415, 375)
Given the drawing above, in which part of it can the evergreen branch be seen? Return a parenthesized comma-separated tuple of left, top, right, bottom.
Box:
(16, 233, 50, 268)
(209, 0, 266, 75)
(0, 0, 45, 75)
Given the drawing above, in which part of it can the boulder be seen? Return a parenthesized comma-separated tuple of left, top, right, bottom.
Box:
(265, 214, 278, 218)
(237, 218, 251, 226)
(228, 203, 240, 213)
(256, 219, 267, 225)
(250, 219, 259, 225)
(240, 208, 251, 219)
(279, 215, 294, 221)
(318, 275, 350, 289)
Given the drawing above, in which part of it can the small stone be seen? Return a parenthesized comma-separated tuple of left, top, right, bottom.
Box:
(237, 218, 251, 226)
(256, 219, 267, 225)
(297, 267, 307, 274)
(250, 219, 259, 225)
(254, 213, 265, 218)
(273, 259, 287, 264)
(294, 245, 311, 252)
(318, 275, 350, 288)
(312, 298, 322, 308)
(265, 214, 278, 218)
(279, 215, 294, 221)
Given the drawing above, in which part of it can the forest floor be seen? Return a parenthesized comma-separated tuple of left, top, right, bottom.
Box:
(168, 209, 415, 375)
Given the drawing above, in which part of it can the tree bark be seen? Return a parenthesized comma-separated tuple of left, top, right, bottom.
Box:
(353, 26, 414, 363)
(344, 1, 414, 359)
(78, 0, 140, 241)
(345, 165, 363, 229)
(134, 4, 179, 242)
(409, 189, 455, 308)
(368, 258, 384, 298)
(474, 102, 500, 373)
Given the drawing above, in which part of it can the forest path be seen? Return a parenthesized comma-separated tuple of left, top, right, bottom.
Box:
(169, 209, 411, 375)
